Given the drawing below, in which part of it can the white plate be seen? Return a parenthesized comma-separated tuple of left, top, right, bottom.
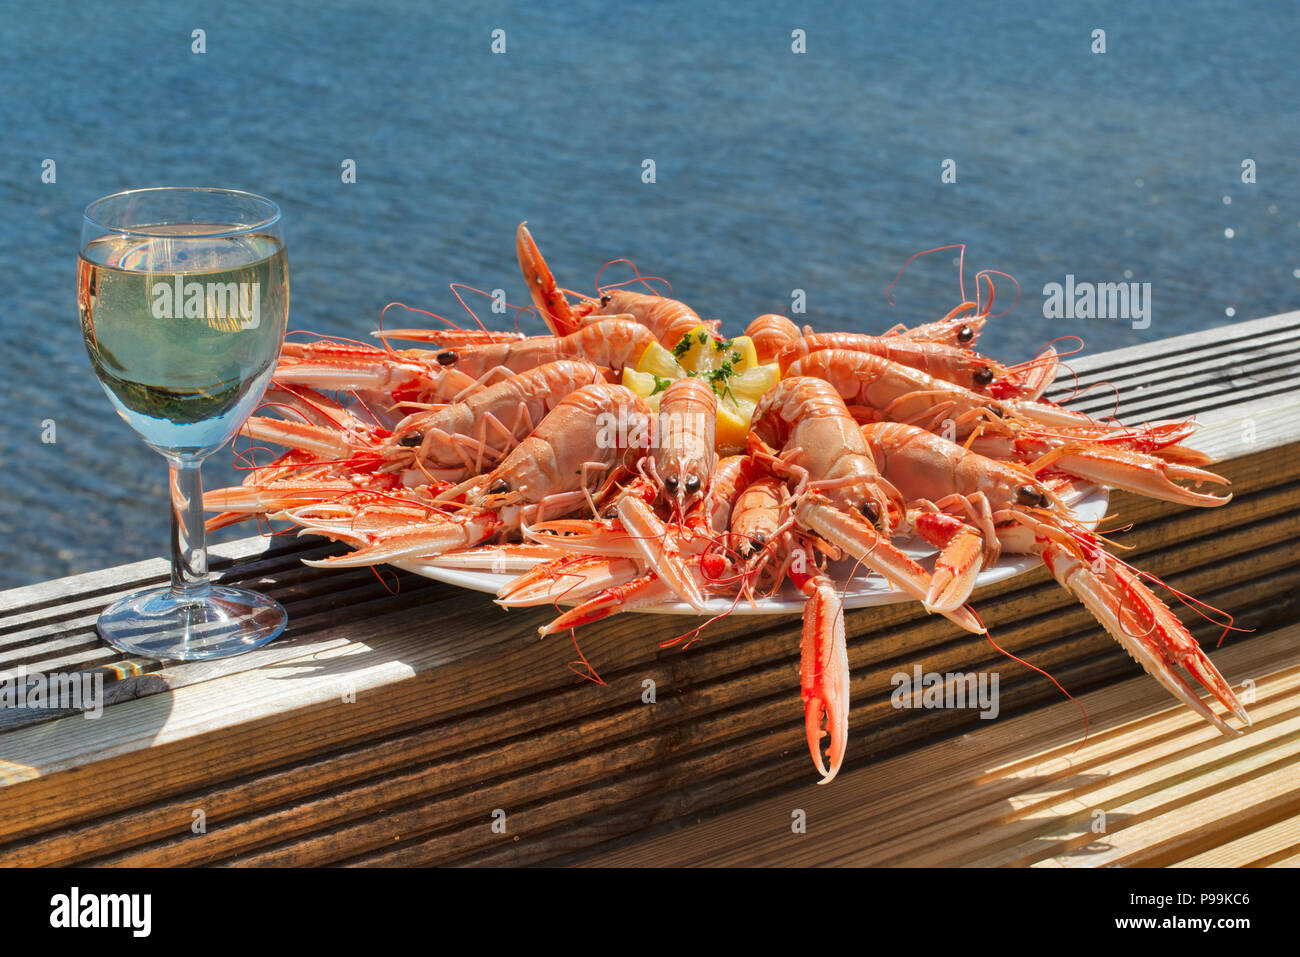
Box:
(395, 484, 1110, 615)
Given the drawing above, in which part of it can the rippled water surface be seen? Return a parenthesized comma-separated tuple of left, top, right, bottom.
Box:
(2, 0, 1297, 587)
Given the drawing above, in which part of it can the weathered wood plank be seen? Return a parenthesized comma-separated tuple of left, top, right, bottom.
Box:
(1048, 311, 1300, 384)
(8, 533, 1289, 867)
(0, 478, 1294, 858)
(1047, 311, 1300, 421)
(1174, 813, 1300, 868)
(573, 626, 1300, 867)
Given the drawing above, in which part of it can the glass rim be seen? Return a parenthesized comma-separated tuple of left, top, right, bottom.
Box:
(83, 186, 281, 239)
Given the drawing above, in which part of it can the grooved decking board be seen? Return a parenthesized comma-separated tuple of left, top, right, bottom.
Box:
(576, 626, 1300, 868)
(1, 312, 1298, 867)
(1172, 814, 1300, 868)
(1045, 311, 1300, 421)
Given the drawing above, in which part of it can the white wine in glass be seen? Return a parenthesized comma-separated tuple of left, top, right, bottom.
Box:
(79, 187, 290, 660)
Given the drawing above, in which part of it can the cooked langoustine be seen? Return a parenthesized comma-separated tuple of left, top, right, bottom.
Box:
(517, 222, 719, 346)
(382, 358, 608, 482)
(860, 421, 1249, 735)
(784, 348, 1232, 507)
(283, 383, 653, 569)
(778, 330, 1057, 401)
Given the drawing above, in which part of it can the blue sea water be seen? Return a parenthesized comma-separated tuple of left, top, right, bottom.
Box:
(1, 0, 1297, 588)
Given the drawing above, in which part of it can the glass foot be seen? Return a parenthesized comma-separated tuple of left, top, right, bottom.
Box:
(97, 585, 287, 661)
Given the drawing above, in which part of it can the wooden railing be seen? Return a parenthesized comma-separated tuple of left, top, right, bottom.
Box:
(1, 312, 1297, 866)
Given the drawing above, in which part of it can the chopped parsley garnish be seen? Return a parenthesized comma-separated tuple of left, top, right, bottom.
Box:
(703, 362, 739, 403)
(651, 375, 673, 395)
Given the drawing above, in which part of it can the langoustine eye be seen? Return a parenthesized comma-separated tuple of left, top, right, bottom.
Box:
(1016, 484, 1047, 507)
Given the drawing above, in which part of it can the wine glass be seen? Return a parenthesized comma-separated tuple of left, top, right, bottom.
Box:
(79, 187, 290, 660)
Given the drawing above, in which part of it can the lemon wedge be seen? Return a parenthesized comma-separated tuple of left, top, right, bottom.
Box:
(714, 399, 755, 452)
(636, 342, 684, 381)
(728, 364, 780, 404)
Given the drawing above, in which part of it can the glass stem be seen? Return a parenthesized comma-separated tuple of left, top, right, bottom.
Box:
(169, 457, 211, 600)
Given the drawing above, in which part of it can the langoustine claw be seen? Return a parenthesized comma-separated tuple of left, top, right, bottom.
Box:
(792, 570, 850, 784)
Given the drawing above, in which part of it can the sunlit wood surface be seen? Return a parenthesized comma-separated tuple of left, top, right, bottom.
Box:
(1, 312, 1297, 867)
